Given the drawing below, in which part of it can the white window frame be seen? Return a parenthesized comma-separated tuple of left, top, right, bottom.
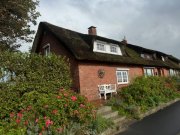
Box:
(143, 67, 154, 76)
(110, 45, 118, 53)
(43, 43, 50, 56)
(116, 68, 129, 84)
(169, 69, 175, 76)
(97, 43, 106, 52)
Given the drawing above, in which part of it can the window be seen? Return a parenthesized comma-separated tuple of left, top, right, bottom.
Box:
(144, 68, 154, 76)
(97, 43, 105, 51)
(116, 69, 129, 84)
(110, 45, 117, 53)
(141, 53, 153, 60)
(161, 56, 165, 61)
(169, 69, 175, 76)
(141, 54, 145, 58)
(43, 43, 50, 56)
(93, 40, 122, 55)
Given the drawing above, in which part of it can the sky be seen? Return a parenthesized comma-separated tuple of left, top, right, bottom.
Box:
(20, 0, 180, 59)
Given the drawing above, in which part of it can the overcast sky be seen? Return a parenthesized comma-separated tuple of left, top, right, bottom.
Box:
(20, 0, 180, 59)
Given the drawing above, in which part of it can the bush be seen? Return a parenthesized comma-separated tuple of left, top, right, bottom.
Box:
(108, 76, 180, 118)
(89, 115, 113, 134)
(0, 89, 96, 134)
(0, 51, 72, 119)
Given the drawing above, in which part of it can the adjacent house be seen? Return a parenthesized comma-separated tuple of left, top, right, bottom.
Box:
(32, 22, 180, 101)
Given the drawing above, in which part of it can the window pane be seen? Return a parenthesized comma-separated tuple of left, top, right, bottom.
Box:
(146, 69, 152, 76)
(110, 45, 117, 53)
(97, 43, 105, 51)
(144, 68, 154, 76)
(44, 45, 50, 56)
(123, 71, 127, 82)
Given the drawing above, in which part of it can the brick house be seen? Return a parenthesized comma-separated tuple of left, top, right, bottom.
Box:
(32, 22, 180, 101)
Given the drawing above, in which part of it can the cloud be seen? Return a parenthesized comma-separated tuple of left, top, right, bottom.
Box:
(21, 0, 180, 59)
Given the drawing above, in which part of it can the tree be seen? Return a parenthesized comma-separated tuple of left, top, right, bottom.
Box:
(0, 0, 40, 51)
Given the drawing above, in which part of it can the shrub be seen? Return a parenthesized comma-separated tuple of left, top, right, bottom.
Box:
(0, 51, 71, 119)
(108, 76, 180, 118)
(89, 115, 113, 134)
(0, 89, 96, 134)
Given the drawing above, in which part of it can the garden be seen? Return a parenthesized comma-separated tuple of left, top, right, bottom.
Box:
(107, 76, 180, 119)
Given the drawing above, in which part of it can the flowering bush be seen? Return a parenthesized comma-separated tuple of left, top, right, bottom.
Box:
(0, 89, 96, 134)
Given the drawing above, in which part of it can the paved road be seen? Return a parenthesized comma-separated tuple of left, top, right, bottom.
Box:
(118, 101, 180, 135)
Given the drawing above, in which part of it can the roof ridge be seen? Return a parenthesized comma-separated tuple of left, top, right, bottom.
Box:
(41, 21, 86, 36)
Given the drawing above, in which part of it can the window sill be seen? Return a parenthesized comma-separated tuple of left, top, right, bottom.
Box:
(117, 82, 129, 85)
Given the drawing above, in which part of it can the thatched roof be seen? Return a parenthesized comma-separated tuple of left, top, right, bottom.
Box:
(32, 22, 180, 70)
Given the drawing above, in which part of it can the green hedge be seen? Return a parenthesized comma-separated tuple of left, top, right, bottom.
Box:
(0, 52, 72, 117)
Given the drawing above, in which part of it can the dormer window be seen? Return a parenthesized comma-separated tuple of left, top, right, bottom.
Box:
(141, 54, 145, 58)
(93, 40, 122, 55)
(97, 43, 106, 51)
(141, 53, 153, 60)
(43, 43, 50, 56)
(161, 56, 165, 61)
(110, 45, 118, 53)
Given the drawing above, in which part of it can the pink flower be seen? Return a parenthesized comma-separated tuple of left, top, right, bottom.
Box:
(35, 118, 39, 123)
(45, 119, 53, 128)
(64, 93, 68, 97)
(16, 119, 21, 124)
(80, 104, 85, 108)
(44, 116, 47, 120)
(17, 112, 23, 118)
(57, 96, 61, 99)
(39, 133, 42, 135)
(52, 109, 58, 115)
(71, 96, 77, 101)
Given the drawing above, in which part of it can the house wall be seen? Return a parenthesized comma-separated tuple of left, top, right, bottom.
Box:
(78, 62, 143, 101)
(36, 31, 80, 91)
(163, 68, 169, 76)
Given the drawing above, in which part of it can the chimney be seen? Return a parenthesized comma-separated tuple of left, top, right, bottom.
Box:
(88, 26, 97, 35)
(121, 36, 127, 45)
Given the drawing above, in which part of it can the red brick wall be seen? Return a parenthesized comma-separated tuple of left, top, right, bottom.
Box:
(163, 68, 169, 77)
(36, 31, 80, 91)
(78, 62, 143, 101)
